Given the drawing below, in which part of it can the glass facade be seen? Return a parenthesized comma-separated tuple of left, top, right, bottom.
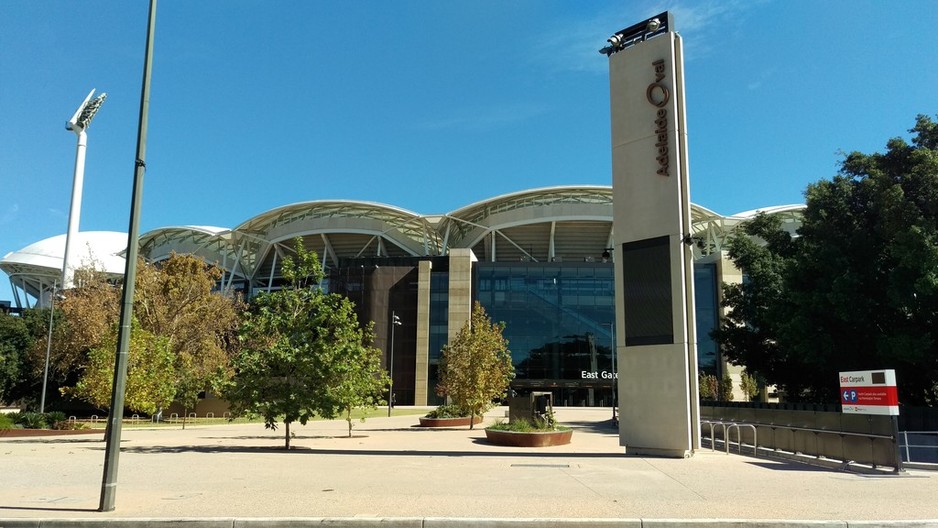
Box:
(476, 262, 616, 407)
(331, 256, 722, 408)
(427, 271, 449, 406)
(476, 260, 721, 407)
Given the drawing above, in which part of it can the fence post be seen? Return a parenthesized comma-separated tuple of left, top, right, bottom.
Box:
(902, 431, 910, 463)
(892, 416, 904, 473)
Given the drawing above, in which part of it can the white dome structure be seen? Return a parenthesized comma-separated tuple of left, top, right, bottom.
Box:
(1, 231, 126, 308)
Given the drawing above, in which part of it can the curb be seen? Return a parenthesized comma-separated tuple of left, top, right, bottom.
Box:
(2, 519, 938, 528)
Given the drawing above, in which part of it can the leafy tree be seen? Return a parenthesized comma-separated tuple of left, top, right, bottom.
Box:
(719, 372, 734, 402)
(65, 319, 176, 414)
(135, 253, 242, 425)
(42, 256, 240, 417)
(436, 302, 514, 429)
(715, 115, 938, 404)
(739, 370, 760, 402)
(33, 268, 120, 389)
(226, 239, 386, 447)
(698, 373, 717, 400)
(317, 297, 387, 438)
(0, 312, 33, 404)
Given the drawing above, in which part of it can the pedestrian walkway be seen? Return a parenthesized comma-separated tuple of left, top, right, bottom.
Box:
(2, 407, 936, 527)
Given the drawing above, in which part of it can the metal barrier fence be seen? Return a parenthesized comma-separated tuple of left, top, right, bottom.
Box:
(700, 405, 901, 470)
(901, 431, 938, 464)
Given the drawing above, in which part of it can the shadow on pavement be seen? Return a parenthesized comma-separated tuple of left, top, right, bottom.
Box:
(744, 460, 838, 472)
(118, 444, 625, 458)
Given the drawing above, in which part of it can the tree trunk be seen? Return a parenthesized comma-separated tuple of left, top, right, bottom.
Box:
(285, 421, 291, 449)
(346, 406, 353, 438)
(469, 411, 475, 430)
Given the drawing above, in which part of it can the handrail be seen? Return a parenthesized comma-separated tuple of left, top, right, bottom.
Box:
(709, 419, 894, 440)
(901, 431, 938, 463)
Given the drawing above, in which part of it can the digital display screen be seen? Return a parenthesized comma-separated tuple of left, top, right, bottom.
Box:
(621, 236, 673, 346)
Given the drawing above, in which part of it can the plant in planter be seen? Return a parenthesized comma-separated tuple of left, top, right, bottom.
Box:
(418, 403, 481, 427)
(435, 302, 514, 430)
(485, 405, 572, 447)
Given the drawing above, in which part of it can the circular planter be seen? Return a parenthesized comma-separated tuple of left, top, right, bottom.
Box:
(484, 428, 573, 447)
(418, 416, 483, 428)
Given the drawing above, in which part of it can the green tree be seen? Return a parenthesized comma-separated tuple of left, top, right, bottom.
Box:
(317, 298, 387, 438)
(34, 267, 120, 391)
(739, 370, 760, 402)
(135, 253, 242, 426)
(47, 257, 240, 418)
(437, 302, 514, 429)
(715, 115, 938, 404)
(65, 319, 176, 414)
(0, 312, 33, 405)
(698, 373, 717, 400)
(226, 239, 385, 447)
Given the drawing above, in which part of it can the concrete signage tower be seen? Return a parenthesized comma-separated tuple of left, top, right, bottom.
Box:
(601, 12, 700, 457)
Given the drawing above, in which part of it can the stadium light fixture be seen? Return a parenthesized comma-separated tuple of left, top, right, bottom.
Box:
(61, 89, 107, 289)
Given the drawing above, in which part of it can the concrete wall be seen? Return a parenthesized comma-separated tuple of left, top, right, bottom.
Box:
(414, 260, 432, 405)
(447, 249, 476, 340)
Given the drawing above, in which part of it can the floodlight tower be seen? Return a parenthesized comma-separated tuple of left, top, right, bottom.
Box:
(62, 89, 107, 289)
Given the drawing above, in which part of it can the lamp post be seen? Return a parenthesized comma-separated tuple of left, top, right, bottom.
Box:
(99, 0, 156, 512)
(388, 311, 401, 417)
(63, 89, 107, 289)
(39, 282, 58, 413)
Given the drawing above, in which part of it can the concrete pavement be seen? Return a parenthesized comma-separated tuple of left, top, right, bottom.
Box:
(1, 407, 936, 527)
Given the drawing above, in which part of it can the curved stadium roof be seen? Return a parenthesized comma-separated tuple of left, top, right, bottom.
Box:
(2, 186, 804, 307)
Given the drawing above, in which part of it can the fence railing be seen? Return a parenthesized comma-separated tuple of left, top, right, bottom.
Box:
(700, 404, 902, 471)
(900, 431, 938, 464)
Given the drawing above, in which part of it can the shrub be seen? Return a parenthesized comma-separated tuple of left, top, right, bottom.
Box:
(13, 412, 48, 429)
(424, 404, 469, 419)
(719, 373, 735, 401)
(699, 373, 718, 399)
(0, 414, 14, 429)
(6, 411, 74, 429)
(740, 370, 760, 401)
(52, 419, 85, 431)
(486, 418, 570, 433)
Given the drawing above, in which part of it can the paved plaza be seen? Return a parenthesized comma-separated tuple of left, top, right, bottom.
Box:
(1, 407, 936, 526)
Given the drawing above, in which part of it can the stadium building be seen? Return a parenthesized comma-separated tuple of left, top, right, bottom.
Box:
(1, 186, 803, 407)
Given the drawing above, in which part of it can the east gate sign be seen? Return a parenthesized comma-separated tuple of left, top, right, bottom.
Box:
(839, 369, 899, 416)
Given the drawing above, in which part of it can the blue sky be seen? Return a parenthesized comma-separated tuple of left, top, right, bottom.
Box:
(1, 1, 936, 303)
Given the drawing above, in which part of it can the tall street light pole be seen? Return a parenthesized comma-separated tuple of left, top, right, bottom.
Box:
(99, 0, 157, 512)
(388, 311, 401, 417)
(63, 89, 107, 289)
(39, 281, 57, 413)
